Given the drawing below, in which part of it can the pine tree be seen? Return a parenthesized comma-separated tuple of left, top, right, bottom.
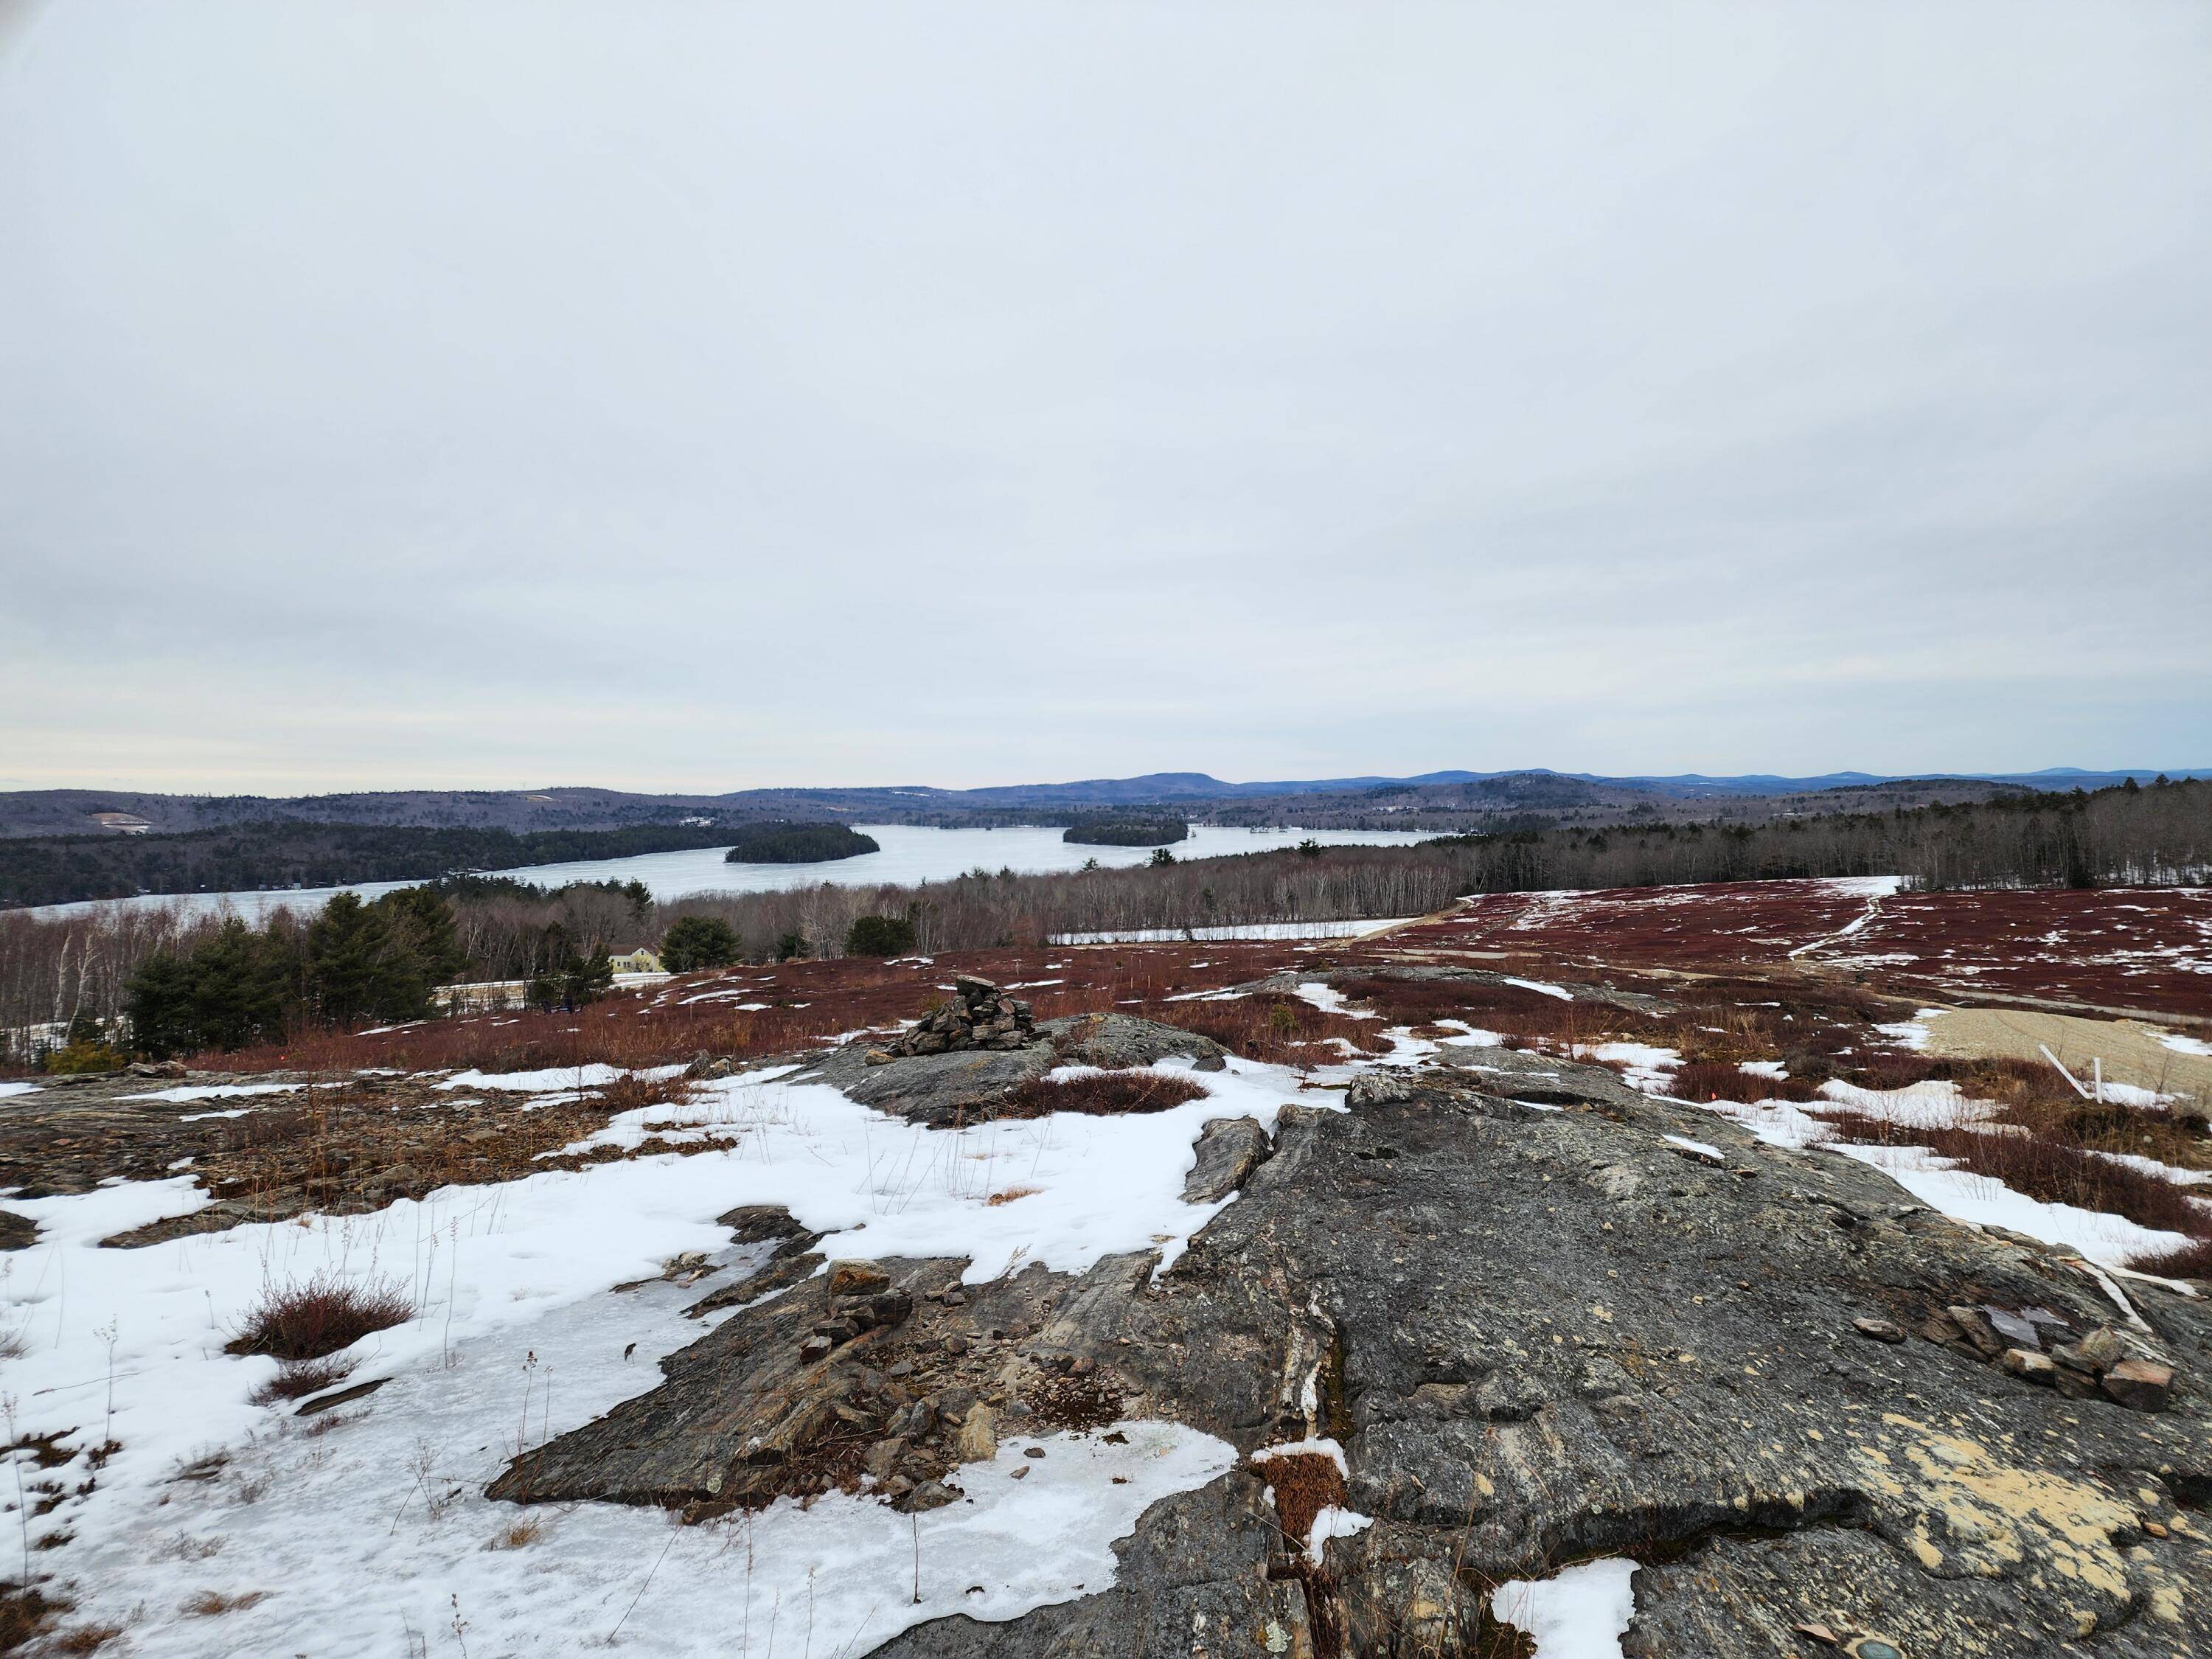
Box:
(307, 892, 390, 1026)
(661, 915, 740, 972)
(125, 951, 201, 1057)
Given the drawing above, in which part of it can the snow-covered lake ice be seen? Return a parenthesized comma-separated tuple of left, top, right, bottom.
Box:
(31, 823, 1438, 922)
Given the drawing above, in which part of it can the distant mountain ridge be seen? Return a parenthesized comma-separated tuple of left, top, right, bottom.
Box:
(0, 766, 2204, 839)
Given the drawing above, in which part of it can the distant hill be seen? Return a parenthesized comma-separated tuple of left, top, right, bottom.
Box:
(3, 767, 2205, 841)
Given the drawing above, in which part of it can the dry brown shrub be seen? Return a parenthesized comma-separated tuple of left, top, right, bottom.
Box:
(1815, 1107, 2210, 1239)
(227, 1274, 412, 1362)
(247, 1356, 356, 1406)
(998, 1071, 1208, 1119)
(0, 1587, 63, 1654)
(2126, 1237, 2212, 1279)
(52, 1622, 125, 1655)
(1667, 1062, 1817, 1104)
(1144, 993, 1391, 1066)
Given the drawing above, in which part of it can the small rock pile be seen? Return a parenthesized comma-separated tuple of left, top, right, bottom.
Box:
(797, 1260, 915, 1365)
(1898, 1304, 2177, 1411)
(880, 973, 1036, 1058)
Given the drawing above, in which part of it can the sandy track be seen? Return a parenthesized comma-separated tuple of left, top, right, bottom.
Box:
(1920, 1006, 2211, 1117)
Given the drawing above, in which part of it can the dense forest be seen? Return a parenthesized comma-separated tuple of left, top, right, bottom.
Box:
(3, 779, 2204, 1060)
(0, 821, 747, 908)
(1062, 815, 1189, 846)
(722, 822, 880, 863)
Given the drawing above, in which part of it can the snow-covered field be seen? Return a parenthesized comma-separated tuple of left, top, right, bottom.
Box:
(0, 1057, 1316, 1654)
(4, 976, 2199, 1657)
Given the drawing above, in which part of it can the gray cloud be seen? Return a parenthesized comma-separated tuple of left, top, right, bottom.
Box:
(2, 0, 2207, 790)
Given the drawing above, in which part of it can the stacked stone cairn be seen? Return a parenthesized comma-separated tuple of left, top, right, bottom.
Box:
(883, 973, 1036, 1057)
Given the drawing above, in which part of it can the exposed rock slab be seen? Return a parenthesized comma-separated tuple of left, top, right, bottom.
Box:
(1038, 1012, 1228, 1073)
(1421, 1040, 1653, 1109)
(799, 1012, 1228, 1128)
(1180, 1116, 1272, 1203)
(489, 1057, 2211, 1656)
(799, 1043, 1057, 1127)
(876, 1075, 2212, 1657)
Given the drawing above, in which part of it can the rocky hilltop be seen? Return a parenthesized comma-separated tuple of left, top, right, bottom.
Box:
(490, 1002, 2210, 1658)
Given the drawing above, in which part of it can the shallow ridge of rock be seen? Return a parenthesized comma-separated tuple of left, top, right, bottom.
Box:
(1039, 1009, 1229, 1073)
(872, 1073, 2212, 1658)
(488, 1051, 2211, 1656)
(799, 1009, 1228, 1127)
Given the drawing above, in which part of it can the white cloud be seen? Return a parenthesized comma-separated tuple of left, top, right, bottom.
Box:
(2, 0, 2208, 789)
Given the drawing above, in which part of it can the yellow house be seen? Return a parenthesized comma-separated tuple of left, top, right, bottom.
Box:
(608, 947, 665, 975)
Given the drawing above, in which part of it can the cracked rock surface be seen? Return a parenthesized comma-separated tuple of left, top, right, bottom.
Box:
(799, 1011, 1227, 1127)
(493, 1042, 2211, 1657)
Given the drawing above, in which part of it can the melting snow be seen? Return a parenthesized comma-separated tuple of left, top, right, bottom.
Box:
(1294, 982, 1377, 1018)
(117, 1081, 305, 1104)
(1, 1054, 1315, 1655)
(1503, 977, 1573, 1001)
(1302, 1505, 1374, 1565)
(437, 1063, 686, 1093)
(1490, 1557, 1640, 1658)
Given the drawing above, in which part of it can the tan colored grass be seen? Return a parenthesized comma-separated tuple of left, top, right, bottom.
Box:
(53, 1621, 126, 1654)
(181, 1590, 267, 1617)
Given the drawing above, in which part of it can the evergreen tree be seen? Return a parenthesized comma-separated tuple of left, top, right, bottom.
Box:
(661, 915, 740, 972)
(845, 914, 916, 957)
(306, 892, 390, 1026)
(125, 950, 201, 1057)
(369, 888, 467, 1016)
(526, 923, 614, 1009)
(184, 919, 301, 1051)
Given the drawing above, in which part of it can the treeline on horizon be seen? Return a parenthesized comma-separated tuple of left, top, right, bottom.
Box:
(1062, 814, 1189, 846)
(722, 821, 880, 864)
(2, 778, 2203, 1060)
(0, 819, 750, 909)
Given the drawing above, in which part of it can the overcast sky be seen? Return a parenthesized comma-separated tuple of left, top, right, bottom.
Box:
(2, 1, 2208, 794)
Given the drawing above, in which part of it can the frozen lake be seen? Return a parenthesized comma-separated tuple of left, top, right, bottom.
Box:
(30, 823, 1439, 923)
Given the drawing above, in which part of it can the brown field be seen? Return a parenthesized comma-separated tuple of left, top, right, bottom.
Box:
(1391, 880, 2212, 1022)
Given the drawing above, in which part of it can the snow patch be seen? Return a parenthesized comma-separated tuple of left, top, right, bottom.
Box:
(1051, 919, 1412, 944)
(1490, 1557, 1640, 1658)
(1303, 1505, 1373, 1565)
(0, 1055, 1306, 1653)
(1250, 1437, 1349, 1478)
(437, 1063, 686, 1093)
(1294, 982, 1377, 1019)
(1503, 976, 1573, 1001)
(117, 1081, 305, 1104)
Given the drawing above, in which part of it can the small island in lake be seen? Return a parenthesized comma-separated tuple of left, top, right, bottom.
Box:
(723, 821, 881, 864)
(1061, 814, 1189, 848)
